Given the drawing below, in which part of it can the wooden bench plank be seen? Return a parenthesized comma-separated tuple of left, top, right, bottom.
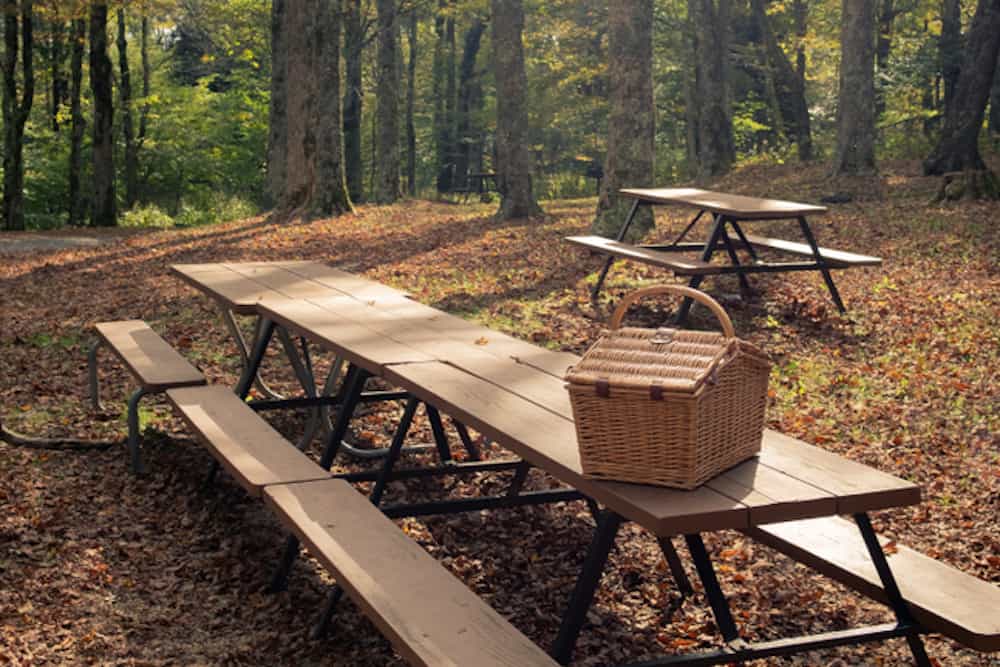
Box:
(619, 188, 828, 219)
(166, 385, 330, 497)
(566, 236, 721, 275)
(745, 516, 1000, 652)
(742, 234, 882, 267)
(264, 479, 559, 667)
(95, 320, 205, 391)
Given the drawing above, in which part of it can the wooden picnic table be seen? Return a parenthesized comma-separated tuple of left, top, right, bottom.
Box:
(568, 188, 882, 321)
(169, 261, 1000, 666)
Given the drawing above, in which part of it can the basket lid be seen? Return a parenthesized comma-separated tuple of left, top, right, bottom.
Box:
(565, 326, 752, 394)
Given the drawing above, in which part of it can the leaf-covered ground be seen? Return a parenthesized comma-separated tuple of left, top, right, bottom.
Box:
(1, 161, 998, 666)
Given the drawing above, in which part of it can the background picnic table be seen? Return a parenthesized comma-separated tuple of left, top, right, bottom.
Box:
(0, 162, 997, 665)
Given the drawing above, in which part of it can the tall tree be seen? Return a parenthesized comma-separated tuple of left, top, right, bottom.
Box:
(940, 0, 962, 114)
(2, 0, 35, 231)
(68, 15, 84, 226)
(48, 11, 65, 132)
(491, 0, 541, 219)
(692, 0, 735, 178)
(923, 0, 1000, 194)
(139, 9, 150, 141)
(405, 7, 417, 195)
(281, 0, 319, 213)
(832, 0, 876, 175)
(117, 7, 138, 209)
(593, 0, 654, 238)
(991, 53, 1000, 144)
(433, 1, 453, 193)
(453, 17, 485, 187)
(89, 0, 115, 226)
(374, 0, 400, 203)
(342, 0, 363, 202)
(314, 0, 352, 215)
(266, 0, 287, 206)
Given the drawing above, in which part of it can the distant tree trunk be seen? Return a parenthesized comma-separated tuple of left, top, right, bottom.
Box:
(2, 0, 34, 232)
(406, 7, 417, 195)
(433, 3, 452, 193)
(940, 0, 962, 114)
(117, 7, 138, 210)
(342, 0, 364, 202)
(282, 0, 319, 213)
(792, 0, 807, 79)
(374, 0, 400, 203)
(684, 0, 701, 169)
(445, 15, 457, 185)
(751, 0, 813, 161)
(491, 0, 542, 219)
(453, 18, 485, 187)
(314, 0, 353, 216)
(139, 12, 149, 140)
(49, 17, 65, 132)
(990, 52, 1000, 143)
(68, 17, 85, 226)
(90, 1, 115, 227)
(693, 0, 735, 178)
(593, 0, 654, 238)
(923, 0, 1000, 186)
(875, 0, 893, 117)
(832, 0, 876, 175)
(266, 0, 288, 206)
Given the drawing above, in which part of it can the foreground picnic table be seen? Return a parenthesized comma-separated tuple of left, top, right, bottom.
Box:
(163, 261, 998, 666)
(569, 188, 882, 321)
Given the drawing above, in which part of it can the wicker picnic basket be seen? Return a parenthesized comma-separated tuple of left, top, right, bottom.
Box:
(565, 285, 771, 489)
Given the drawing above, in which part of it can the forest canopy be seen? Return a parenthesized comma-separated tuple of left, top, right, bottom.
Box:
(1, 0, 998, 231)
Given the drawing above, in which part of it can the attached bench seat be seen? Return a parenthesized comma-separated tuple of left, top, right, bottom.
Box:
(89, 320, 206, 473)
(566, 235, 720, 275)
(744, 516, 1000, 652)
(265, 478, 559, 667)
(165, 385, 330, 496)
(740, 234, 882, 267)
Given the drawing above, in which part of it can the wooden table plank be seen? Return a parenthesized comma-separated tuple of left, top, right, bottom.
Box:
(620, 188, 827, 219)
(170, 264, 283, 315)
(223, 263, 346, 301)
(283, 262, 411, 301)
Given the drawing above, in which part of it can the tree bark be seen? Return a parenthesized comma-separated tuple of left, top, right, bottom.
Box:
(751, 0, 813, 161)
(68, 16, 85, 226)
(792, 0, 807, 79)
(49, 15, 65, 132)
(342, 0, 364, 202)
(433, 2, 452, 193)
(117, 7, 137, 210)
(374, 0, 400, 203)
(875, 0, 893, 117)
(2, 0, 34, 231)
(266, 0, 288, 207)
(281, 0, 319, 213)
(139, 12, 149, 140)
(832, 0, 877, 175)
(593, 0, 654, 238)
(923, 0, 1000, 176)
(313, 0, 353, 216)
(491, 0, 541, 219)
(693, 0, 735, 178)
(90, 0, 115, 227)
(940, 0, 962, 114)
(454, 18, 485, 187)
(406, 7, 417, 195)
(684, 0, 701, 170)
(990, 51, 1000, 144)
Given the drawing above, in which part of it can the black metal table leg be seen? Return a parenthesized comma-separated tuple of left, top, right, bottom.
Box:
(451, 418, 481, 461)
(318, 365, 370, 470)
(797, 216, 846, 313)
(658, 537, 694, 596)
(683, 533, 741, 643)
(311, 585, 346, 639)
(551, 510, 624, 665)
(369, 397, 420, 506)
(506, 461, 531, 497)
(728, 221, 758, 263)
(719, 225, 752, 294)
(267, 534, 300, 593)
(853, 513, 932, 666)
(677, 214, 728, 325)
(425, 404, 452, 463)
(591, 199, 643, 303)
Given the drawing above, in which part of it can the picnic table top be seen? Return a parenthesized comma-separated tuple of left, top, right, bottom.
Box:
(620, 187, 828, 219)
(172, 261, 920, 537)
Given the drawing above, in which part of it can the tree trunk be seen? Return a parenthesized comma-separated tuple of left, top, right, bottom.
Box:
(282, 0, 319, 213)
(694, 0, 735, 178)
(90, 1, 115, 227)
(491, 0, 541, 219)
(117, 7, 137, 210)
(923, 0, 1000, 179)
(593, 0, 654, 238)
(433, 3, 452, 193)
(68, 16, 85, 226)
(139, 12, 149, 140)
(990, 51, 1000, 144)
(792, 0, 807, 79)
(313, 0, 353, 216)
(2, 0, 34, 232)
(266, 0, 288, 207)
(684, 0, 701, 170)
(342, 0, 363, 202)
(752, 0, 813, 161)
(832, 0, 877, 175)
(454, 18, 485, 187)
(875, 0, 893, 117)
(374, 0, 400, 203)
(940, 0, 962, 114)
(49, 16, 65, 133)
(406, 7, 417, 195)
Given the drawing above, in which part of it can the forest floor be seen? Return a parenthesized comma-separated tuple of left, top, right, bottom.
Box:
(1, 160, 998, 666)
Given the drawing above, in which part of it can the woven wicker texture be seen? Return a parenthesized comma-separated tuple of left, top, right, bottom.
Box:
(566, 286, 771, 489)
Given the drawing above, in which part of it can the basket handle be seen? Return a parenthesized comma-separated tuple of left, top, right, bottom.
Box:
(609, 285, 736, 337)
